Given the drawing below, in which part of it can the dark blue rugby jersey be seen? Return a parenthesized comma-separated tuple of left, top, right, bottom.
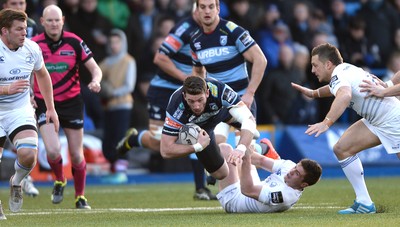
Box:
(162, 78, 241, 137)
(190, 19, 255, 88)
(150, 16, 200, 89)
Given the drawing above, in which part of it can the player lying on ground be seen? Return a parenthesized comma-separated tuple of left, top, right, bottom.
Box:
(217, 140, 322, 213)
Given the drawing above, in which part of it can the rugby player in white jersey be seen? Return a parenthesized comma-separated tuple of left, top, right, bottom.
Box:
(292, 43, 400, 214)
(0, 8, 58, 214)
(217, 142, 321, 213)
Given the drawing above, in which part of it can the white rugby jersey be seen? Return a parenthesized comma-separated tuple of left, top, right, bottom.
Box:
(329, 63, 400, 126)
(0, 38, 43, 110)
(238, 160, 302, 213)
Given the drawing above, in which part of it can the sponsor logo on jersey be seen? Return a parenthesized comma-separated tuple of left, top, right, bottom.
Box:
(45, 62, 68, 73)
(9, 68, 21, 75)
(223, 88, 237, 104)
(207, 82, 218, 97)
(0, 56, 4, 63)
(173, 108, 183, 119)
(239, 32, 253, 47)
(197, 47, 229, 60)
(225, 21, 238, 32)
(25, 55, 34, 64)
(80, 41, 92, 55)
(194, 42, 202, 50)
(175, 22, 189, 36)
(209, 103, 218, 110)
(165, 35, 182, 51)
(60, 50, 75, 56)
(329, 75, 339, 88)
(220, 35, 227, 46)
(271, 191, 284, 203)
(165, 116, 182, 129)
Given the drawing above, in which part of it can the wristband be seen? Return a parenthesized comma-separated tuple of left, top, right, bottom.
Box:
(193, 143, 203, 153)
(317, 89, 321, 97)
(323, 117, 334, 127)
(236, 144, 246, 153)
(386, 80, 394, 87)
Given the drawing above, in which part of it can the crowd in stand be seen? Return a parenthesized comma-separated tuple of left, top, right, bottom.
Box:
(20, 0, 400, 127)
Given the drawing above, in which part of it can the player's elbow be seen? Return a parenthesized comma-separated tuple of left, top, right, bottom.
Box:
(160, 147, 173, 159)
(241, 187, 258, 199)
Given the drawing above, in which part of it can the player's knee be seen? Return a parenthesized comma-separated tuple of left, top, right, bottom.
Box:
(333, 142, 350, 159)
(219, 143, 233, 159)
(211, 163, 229, 180)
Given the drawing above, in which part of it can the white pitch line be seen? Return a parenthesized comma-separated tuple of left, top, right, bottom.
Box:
(4, 205, 342, 216)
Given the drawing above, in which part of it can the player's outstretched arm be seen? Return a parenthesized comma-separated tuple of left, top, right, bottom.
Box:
(240, 145, 262, 199)
(291, 83, 332, 99)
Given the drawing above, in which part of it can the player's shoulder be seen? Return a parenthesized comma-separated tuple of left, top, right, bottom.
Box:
(62, 31, 83, 41)
(24, 38, 40, 50)
(220, 19, 245, 34)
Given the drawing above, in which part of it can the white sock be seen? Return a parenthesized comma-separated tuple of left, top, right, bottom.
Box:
(12, 159, 32, 186)
(339, 155, 373, 205)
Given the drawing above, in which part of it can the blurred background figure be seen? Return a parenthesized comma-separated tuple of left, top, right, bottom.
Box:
(339, 16, 380, 70)
(99, 29, 136, 184)
(259, 44, 303, 124)
(355, 0, 399, 68)
(68, 0, 114, 133)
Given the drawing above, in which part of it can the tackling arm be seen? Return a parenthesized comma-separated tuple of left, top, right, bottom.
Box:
(240, 146, 263, 199)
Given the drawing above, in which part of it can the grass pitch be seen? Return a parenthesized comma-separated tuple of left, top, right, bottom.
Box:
(1, 177, 400, 226)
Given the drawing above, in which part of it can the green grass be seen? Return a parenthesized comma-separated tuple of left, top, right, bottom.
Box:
(1, 177, 400, 226)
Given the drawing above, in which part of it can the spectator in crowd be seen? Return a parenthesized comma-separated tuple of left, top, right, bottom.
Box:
(255, 3, 280, 38)
(287, 43, 318, 125)
(355, 0, 399, 68)
(126, 0, 159, 61)
(97, 0, 131, 30)
(327, 0, 350, 44)
(99, 29, 136, 184)
(288, 1, 314, 49)
(226, 0, 260, 35)
(394, 27, 400, 52)
(68, 0, 113, 131)
(258, 20, 293, 72)
(168, 0, 192, 22)
(260, 44, 303, 124)
(382, 51, 400, 82)
(340, 16, 381, 70)
(155, 14, 176, 38)
(156, 0, 171, 14)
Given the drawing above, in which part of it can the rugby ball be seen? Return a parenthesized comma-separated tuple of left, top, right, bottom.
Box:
(177, 123, 201, 145)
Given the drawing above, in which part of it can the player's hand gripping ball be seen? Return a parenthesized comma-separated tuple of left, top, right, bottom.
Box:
(176, 123, 201, 145)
